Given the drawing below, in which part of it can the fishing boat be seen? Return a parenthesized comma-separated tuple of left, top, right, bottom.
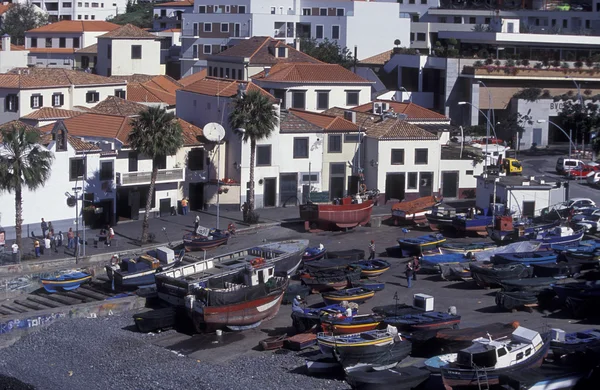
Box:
(551, 239, 600, 252)
(550, 328, 600, 358)
(322, 287, 376, 305)
(281, 284, 311, 305)
(335, 337, 413, 372)
(492, 250, 557, 266)
(321, 313, 383, 335)
(561, 246, 600, 270)
(420, 253, 471, 274)
(487, 215, 559, 244)
(552, 280, 600, 302)
(531, 226, 585, 249)
(531, 262, 581, 278)
(300, 198, 374, 231)
(439, 241, 496, 255)
(305, 354, 342, 376)
(383, 311, 461, 331)
(424, 353, 456, 373)
(106, 247, 184, 289)
(132, 307, 178, 333)
(426, 204, 465, 231)
(500, 277, 556, 293)
(392, 195, 441, 227)
(565, 296, 600, 319)
(300, 267, 362, 293)
(346, 366, 431, 390)
(469, 263, 533, 288)
(352, 280, 385, 291)
(351, 259, 391, 278)
(326, 249, 365, 261)
(259, 334, 288, 351)
(291, 304, 358, 333)
(439, 263, 472, 281)
(499, 363, 593, 390)
(372, 303, 422, 318)
(440, 326, 550, 389)
(495, 291, 539, 311)
(317, 329, 395, 355)
(452, 214, 493, 235)
(304, 257, 357, 273)
(40, 271, 92, 293)
(302, 245, 327, 262)
(397, 234, 446, 257)
(183, 229, 229, 251)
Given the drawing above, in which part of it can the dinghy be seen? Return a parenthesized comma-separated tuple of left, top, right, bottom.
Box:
(439, 241, 496, 255)
(345, 366, 431, 390)
(500, 277, 556, 293)
(41, 271, 91, 293)
(336, 337, 412, 372)
(133, 307, 178, 333)
(383, 311, 461, 331)
(531, 262, 581, 278)
(183, 229, 229, 251)
(469, 263, 533, 288)
(302, 245, 327, 262)
(317, 329, 395, 355)
(495, 291, 538, 311)
(352, 280, 385, 291)
(550, 328, 600, 357)
(492, 250, 557, 266)
(300, 267, 362, 293)
(351, 259, 391, 278)
(322, 287, 376, 305)
(397, 234, 446, 257)
(321, 314, 383, 335)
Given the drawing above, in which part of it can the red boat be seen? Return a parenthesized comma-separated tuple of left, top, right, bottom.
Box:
(300, 198, 374, 231)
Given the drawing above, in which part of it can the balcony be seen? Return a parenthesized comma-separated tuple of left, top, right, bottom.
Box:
(117, 168, 184, 186)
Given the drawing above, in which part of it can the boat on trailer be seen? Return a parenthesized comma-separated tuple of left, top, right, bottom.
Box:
(300, 198, 374, 231)
(106, 247, 184, 288)
(41, 271, 92, 293)
(183, 229, 229, 251)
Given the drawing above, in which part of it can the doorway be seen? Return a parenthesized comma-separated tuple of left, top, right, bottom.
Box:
(263, 178, 277, 207)
(385, 173, 405, 201)
(347, 175, 359, 195)
(419, 172, 434, 197)
(533, 127, 542, 146)
(159, 198, 171, 217)
(441, 171, 459, 198)
(330, 162, 346, 200)
(522, 201, 536, 218)
(188, 183, 204, 210)
(279, 173, 298, 206)
(234, 23, 241, 37)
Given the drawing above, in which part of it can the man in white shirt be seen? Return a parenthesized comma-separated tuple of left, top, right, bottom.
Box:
(11, 243, 19, 263)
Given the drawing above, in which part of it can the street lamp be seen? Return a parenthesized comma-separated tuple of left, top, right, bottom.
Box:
(399, 87, 412, 103)
(459, 101, 498, 173)
(536, 119, 576, 158)
(72, 186, 82, 263)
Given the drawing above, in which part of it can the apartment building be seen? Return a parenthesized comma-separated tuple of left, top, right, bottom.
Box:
(20, 0, 128, 22)
(179, 0, 410, 77)
(153, 0, 193, 31)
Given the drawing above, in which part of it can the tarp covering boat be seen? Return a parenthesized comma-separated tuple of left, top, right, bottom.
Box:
(473, 241, 541, 262)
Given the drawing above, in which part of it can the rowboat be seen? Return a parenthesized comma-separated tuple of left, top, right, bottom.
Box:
(439, 241, 496, 255)
(336, 337, 412, 372)
(469, 263, 533, 288)
(322, 287, 376, 305)
(317, 329, 395, 355)
(41, 271, 92, 293)
(183, 229, 229, 251)
(302, 245, 327, 262)
(300, 199, 373, 230)
(351, 259, 391, 278)
(106, 247, 184, 288)
(383, 312, 461, 331)
(397, 234, 446, 257)
(352, 280, 385, 291)
(345, 366, 430, 390)
(133, 307, 178, 333)
(259, 334, 288, 351)
(321, 313, 383, 335)
(392, 195, 441, 227)
(492, 250, 557, 266)
(300, 267, 362, 293)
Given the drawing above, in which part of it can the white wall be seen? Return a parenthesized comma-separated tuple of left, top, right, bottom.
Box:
(18, 0, 128, 22)
(97, 38, 161, 76)
(0, 48, 29, 73)
(322, 132, 361, 192)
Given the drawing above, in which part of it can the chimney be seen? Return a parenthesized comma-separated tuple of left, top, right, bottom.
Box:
(264, 66, 271, 77)
(294, 39, 300, 50)
(2, 34, 10, 52)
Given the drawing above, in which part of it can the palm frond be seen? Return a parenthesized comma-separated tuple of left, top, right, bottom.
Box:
(229, 90, 278, 143)
(128, 106, 184, 158)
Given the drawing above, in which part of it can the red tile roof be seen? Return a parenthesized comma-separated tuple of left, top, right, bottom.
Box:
(253, 63, 370, 84)
(179, 69, 207, 87)
(27, 21, 120, 33)
(76, 44, 98, 54)
(110, 75, 182, 106)
(352, 100, 449, 120)
(0, 68, 127, 89)
(359, 50, 393, 65)
(21, 107, 84, 120)
(92, 96, 148, 116)
(288, 109, 359, 132)
(155, 0, 194, 6)
(99, 24, 158, 39)
(213, 36, 321, 66)
(28, 48, 76, 54)
(182, 77, 277, 103)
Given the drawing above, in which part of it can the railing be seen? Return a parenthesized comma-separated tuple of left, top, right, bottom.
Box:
(118, 168, 184, 186)
(181, 28, 250, 38)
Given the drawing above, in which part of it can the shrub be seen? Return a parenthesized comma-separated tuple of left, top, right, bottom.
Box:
(551, 59, 561, 68)
(585, 57, 594, 68)
(473, 60, 483, 67)
(513, 87, 542, 102)
(541, 90, 552, 98)
(521, 59, 530, 67)
(574, 60, 584, 69)
(506, 58, 516, 67)
(584, 89, 593, 96)
(245, 211, 261, 224)
(485, 58, 494, 65)
(494, 59, 501, 66)
(542, 58, 550, 68)
(566, 90, 574, 97)
(534, 62, 543, 69)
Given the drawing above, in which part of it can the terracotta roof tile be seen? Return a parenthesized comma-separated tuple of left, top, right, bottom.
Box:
(155, 0, 194, 6)
(279, 110, 323, 133)
(92, 96, 148, 116)
(351, 100, 449, 120)
(21, 107, 84, 120)
(359, 49, 393, 65)
(254, 63, 370, 84)
(27, 21, 120, 33)
(0, 120, 40, 141)
(28, 48, 76, 54)
(0, 4, 12, 16)
(100, 24, 158, 39)
(288, 109, 359, 132)
(66, 135, 102, 151)
(76, 43, 97, 54)
(182, 77, 278, 103)
(213, 36, 321, 66)
(178, 119, 204, 145)
(108, 74, 181, 105)
(0, 68, 126, 88)
(179, 69, 207, 87)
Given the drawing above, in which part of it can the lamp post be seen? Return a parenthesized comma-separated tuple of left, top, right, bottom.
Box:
(72, 186, 82, 263)
(536, 119, 576, 159)
(565, 76, 585, 154)
(357, 116, 374, 177)
(459, 101, 497, 172)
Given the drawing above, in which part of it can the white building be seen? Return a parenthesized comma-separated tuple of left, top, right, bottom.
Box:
(25, 20, 119, 69)
(151, 28, 183, 79)
(24, 0, 128, 22)
(96, 24, 162, 77)
(179, 0, 410, 77)
(0, 34, 29, 73)
(153, 0, 193, 31)
(0, 67, 128, 125)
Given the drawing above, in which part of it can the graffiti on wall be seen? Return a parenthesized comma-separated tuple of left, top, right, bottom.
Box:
(0, 313, 66, 334)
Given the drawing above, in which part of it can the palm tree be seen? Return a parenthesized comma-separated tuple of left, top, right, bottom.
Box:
(0, 123, 54, 249)
(128, 107, 183, 244)
(229, 89, 278, 221)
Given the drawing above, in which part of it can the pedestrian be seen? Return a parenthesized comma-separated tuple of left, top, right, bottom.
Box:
(48, 221, 54, 236)
(57, 231, 63, 247)
(107, 225, 115, 246)
(181, 197, 189, 215)
(405, 261, 414, 288)
(227, 222, 236, 236)
(11, 242, 19, 263)
(76, 233, 83, 256)
(34, 240, 40, 257)
(67, 228, 74, 249)
(44, 234, 51, 251)
(412, 256, 421, 281)
(368, 240, 376, 260)
(50, 232, 58, 253)
(292, 295, 304, 314)
(194, 215, 200, 233)
(41, 218, 48, 238)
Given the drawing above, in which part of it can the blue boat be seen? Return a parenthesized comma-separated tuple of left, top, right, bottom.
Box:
(352, 280, 385, 291)
(452, 214, 493, 234)
(552, 281, 600, 302)
(351, 259, 391, 278)
(397, 234, 446, 257)
(439, 241, 496, 255)
(552, 239, 600, 252)
(531, 226, 585, 249)
(183, 228, 229, 251)
(41, 271, 92, 293)
(383, 312, 461, 331)
(420, 253, 470, 273)
(551, 328, 600, 357)
(302, 245, 326, 262)
(492, 250, 557, 266)
(487, 216, 559, 244)
(106, 247, 184, 288)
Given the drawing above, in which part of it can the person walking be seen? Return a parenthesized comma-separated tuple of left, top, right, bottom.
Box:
(41, 218, 48, 238)
(50, 232, 58, 253)
(56, 231, 63, 248)
(412, 256, 420, 281)
(194, 215, 200, 233)
(67, 228, 74, 249)
(34, 240, 40, 257)
(181, 198, 189, 215)
(368, 240, 376, 260)
(11, 243, 19, 263)
(48, 221, 54, 236)
(405, 261, 414, 288)
(76, 233, 83, 257)
(107, 226, 115, 246)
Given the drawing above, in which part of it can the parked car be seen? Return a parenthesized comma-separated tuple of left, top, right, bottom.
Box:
(573, 214, 600, 234)
(556, 198, 598, 211)
(587, 172, 600, 186)
(472, 137, 504, 145)
(567, 164, 599, 179)
(556, 157, 584, 174)
(575, 207, 600, 217)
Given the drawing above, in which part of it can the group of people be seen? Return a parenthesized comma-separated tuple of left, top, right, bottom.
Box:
(369, 239, 420, 288)
(34, 219, 87, 257)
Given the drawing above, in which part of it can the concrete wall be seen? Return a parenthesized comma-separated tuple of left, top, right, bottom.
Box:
(0, 49, 29, 73)
(97, 38, 161, 76)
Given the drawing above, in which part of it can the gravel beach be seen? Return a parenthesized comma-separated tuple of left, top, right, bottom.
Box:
(0, 313, 350, 390)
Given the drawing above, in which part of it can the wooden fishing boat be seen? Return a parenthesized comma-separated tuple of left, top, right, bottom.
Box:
(133, 307, 178, 333)
(300, 199, 374, 231)
(440, 327, 550, 389)
(317, 330, 394, 355)
(282, 284, 311, 305)
(562, 246, 600, 270)
(383, 312, 461, 331)
(352, 280, 385, 291)
(550, 328, 600, 358)
(551, 239, 600, 252)
(183, 229, 229, 251)
(469, 263, 533, 288)
(106, 247, 184, 288)
(492, 250, 557, 266)
(321, 313, 383, 335)
(531, 262, 581, 278)
(336, 337, 413, 372)
(291, 304, 357, 333)
(372, 304, 422, 318)
(305, 353, 342, 375)
(302, 245, 327, 262)
(495, 291, 539, 311)
(426, 212, 455, 231)
(322, 287, 376, 305)
(345, 366, 431, 390)
(351, 259, 391, 278)
(326, 249, 365, 261)
(500, 277, 556, 293)
(392, 195, 441, 227)
(41, 271, 91, 293)
(531, 226, 585, 249)
(259, 334, 288, 350)
(552, 280, 600, 302)
(300, 267, 362, 293)
(452, 214, 493, 234)
(304, 257, 359, 273)
(439, 263, 472, 281)
(397, 234, 446, 257)
(439, 241, 496, 255)
(420, 253, 470, 274)
(487, 216, 559, 245)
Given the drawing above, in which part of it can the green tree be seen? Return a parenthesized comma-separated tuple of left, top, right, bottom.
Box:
(1, 4, 49, 45)
(495, 113, 532, 149)
(108, 2, 153, 28)
(299, 38, 354, 68)
(464, 124, 487, 137)
(558, 101, 600, 147)
(229, 90, 279, 222)
(128, 107, 183, 243)
(0, 123, 53, 249)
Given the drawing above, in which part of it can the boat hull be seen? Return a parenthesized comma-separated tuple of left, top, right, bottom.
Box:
(300, 200, 374, 229)
(322, 289, 376, 305)
(41, 274, 92, 293)
(183, 232, 229, 251)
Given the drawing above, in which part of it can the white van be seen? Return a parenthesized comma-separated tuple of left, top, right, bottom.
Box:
(556, 158, 583, 174)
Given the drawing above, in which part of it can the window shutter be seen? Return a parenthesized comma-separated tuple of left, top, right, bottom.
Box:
(60, 94, 64, 106)
(15, 96, 19, 112)
(94, 92, 99, 102)
(30, 95, 35, 108)
(39, 96, 44, 107)
(4, 96, 9, 112)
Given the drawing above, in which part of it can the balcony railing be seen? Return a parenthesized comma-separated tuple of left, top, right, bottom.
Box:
(181, 28, 250, 38)
(117, 168, 184, 186)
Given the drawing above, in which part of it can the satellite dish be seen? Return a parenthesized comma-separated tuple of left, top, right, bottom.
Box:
(204, 122, 225, 142)
(66, 196, 76, 207)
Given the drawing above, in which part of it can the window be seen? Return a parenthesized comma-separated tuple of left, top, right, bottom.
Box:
(225, 5, 230, 12)
(410, 32, 415, 42)
(128, 152, 138, 172)
(203, 45, 211, 54)
(204, 22, 212, 32)
(439, 17, 447, 23)
(221, 23, 229, 32)
(130, 45, 141, 59)
(52, 93, 64, 107)
(73, 37, 80, 48)
(155, 155, 167, 170)
(69, 158, 85, 181)
(192, 44, 198, 58)
(412, 14, 419, 22)
(256, 145, 272, 166)
(466, 170, 474, 175)
(84, 15, 88, 19)
(293, 138, 309, 158)
(302, 8, 311, 16)
(77, 1, 81, 5)
(344, 134, 359, 143)
(562, 19, 567, 28)
(30, 94, 43, 109)
(238, 69, 242, 80)
(320, 8, 327, 15)
(415, 148, 428, 164)
(45, 38, 52, 48)
(238, 5, 245, 13)
(469, 17, 476, 24)
(525, 348, 531, 356)
(516, 352, 523, 360)
(417, 32, 426, 41)
(407, 172, 418, 189)
(292, 91, 306, 109)
(421, 0, 427, 3)
(484, 17, 491, 24)
(317, 91, 329, 110)
(99, 161, 113, 181)
(198, 5, 206, 13)
(91, 2, 98, 6)
(346, 90, 359, 106)
(336, 8, 344, 16)
(86, 91, 100, 103)
(552, 19, 556, 26)
(454, 16, 461, 24)
(270, 6, 275, 14)
(78, 15, 81, 19)
(91, 15, 95, 20)
(58, 37, 66, 48)
(586, 20, 591, 29)
(107, 44, 111, 59)
(63, 2, 72, 6)
(315, 25, 324, 39)
(115, 89, 126, 99)
(497, 348, 507, 357)
(187, 149, 204, 170)
(277, 47, 286, 57)
(220, 45, 228, 53)
(409, 0, 415, 3)
(5, 94, 18, 112)
(391, 149, 404, 165)
(301, 173, 318, 183)
(332, 25, 340, 40)
(84, 2, 88, 6)
(328, 135, 342, 153)
(30, 38, 37, 48)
